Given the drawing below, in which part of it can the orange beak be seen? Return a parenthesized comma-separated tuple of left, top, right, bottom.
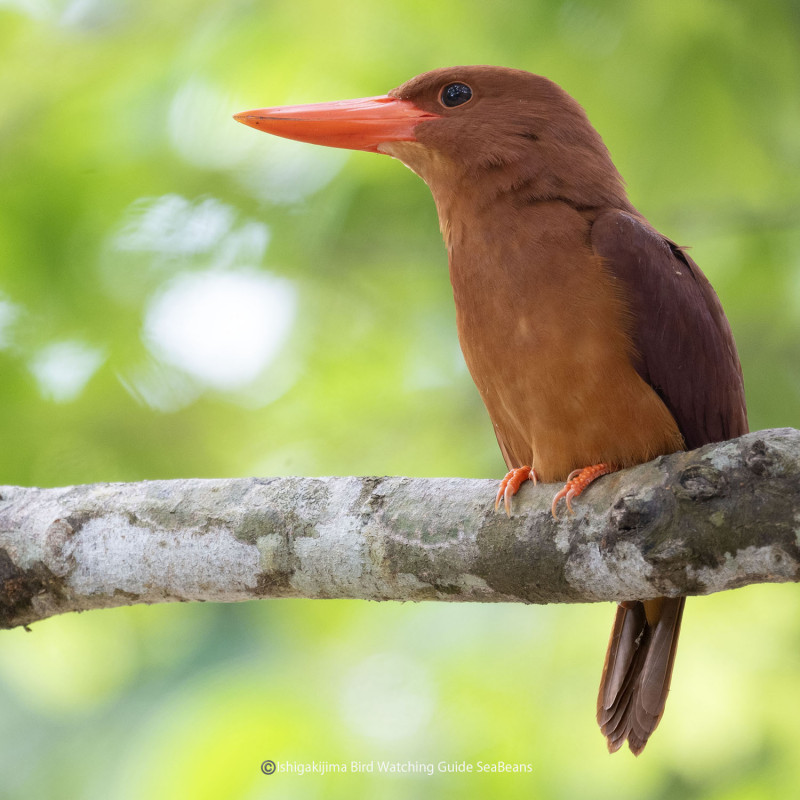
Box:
(233, 95, 439, 153)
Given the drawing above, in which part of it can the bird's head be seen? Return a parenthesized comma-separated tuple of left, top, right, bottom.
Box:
(235, 65, 628, 209)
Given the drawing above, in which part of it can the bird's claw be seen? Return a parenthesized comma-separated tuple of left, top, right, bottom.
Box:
(495, 466, 537, 516)
(551, 463, 612, 518)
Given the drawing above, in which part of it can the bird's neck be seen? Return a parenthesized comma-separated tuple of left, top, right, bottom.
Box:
(429, 169, 632, 253)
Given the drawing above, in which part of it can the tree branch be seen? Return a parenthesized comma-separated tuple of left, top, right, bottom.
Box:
(1, 429, 799, 630)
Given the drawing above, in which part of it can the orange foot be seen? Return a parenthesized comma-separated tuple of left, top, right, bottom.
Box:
(551, 464, 613, 518)
(495, 466, 538, 516)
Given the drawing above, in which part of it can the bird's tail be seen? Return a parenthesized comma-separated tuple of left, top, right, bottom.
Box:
(597, 596, 685, 755)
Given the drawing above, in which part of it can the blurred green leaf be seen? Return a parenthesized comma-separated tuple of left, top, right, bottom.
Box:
(1, 0, 799, 797)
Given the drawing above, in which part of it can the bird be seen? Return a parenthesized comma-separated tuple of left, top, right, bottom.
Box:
(234, 66, 748, 755)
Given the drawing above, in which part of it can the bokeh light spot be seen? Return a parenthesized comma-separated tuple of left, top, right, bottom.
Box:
(0, 292, 21, 350)
(29, 341, 105, 403)
(143, 269, 296, 391)
(340, 653, 435, 741)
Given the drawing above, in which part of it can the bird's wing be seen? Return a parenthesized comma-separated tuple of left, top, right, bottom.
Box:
(591, 210, 748, 448)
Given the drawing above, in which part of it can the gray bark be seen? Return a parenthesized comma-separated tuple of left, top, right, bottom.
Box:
(1, 428, 799, 630)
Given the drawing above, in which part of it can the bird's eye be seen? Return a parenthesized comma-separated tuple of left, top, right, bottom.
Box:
(440, 82, 473, 108)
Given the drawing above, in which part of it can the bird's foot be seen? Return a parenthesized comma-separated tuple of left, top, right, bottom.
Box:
(495, 466, 538, 516)
(551, 463, 612, 518)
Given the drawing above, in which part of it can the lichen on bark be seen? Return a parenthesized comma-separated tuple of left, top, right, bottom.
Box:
(1, 429, 799, 629)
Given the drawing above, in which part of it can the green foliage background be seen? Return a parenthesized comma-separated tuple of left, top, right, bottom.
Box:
(1, 0, 799, 797)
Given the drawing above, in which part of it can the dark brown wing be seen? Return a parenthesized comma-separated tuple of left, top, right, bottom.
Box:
(592, 210, 747, 755)
(591, 210, 748, 448)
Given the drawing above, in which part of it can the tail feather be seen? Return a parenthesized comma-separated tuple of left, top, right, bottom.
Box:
(597, 597, 685, 755)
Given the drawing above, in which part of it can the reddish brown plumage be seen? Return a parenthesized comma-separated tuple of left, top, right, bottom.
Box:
(235, 65, 748, 754)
